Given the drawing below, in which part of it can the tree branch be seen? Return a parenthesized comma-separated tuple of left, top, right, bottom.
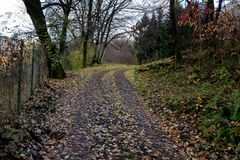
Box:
(41, 3, 62, 10)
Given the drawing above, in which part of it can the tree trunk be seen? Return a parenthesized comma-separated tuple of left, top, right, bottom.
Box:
(205, 0, 215, 23)
(99, 11, 115, 62)
(216, 0, 223, 21)
(170, 0, 181, 62)
(59, 14, 70, 56)
(22, 0, 66, 79)
(97, 8, 114, 63)
(82, 0, 94, 68)
(91, 0, 103, 65)
(59, 1, 72, 56)
(92, 31, 101, 64)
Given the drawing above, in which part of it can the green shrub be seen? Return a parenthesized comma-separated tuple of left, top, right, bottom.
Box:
(201, 82, 216, 94)
(228, 92, 240, 121)
(217, 126, 239, 144)
(62, 47, 95, 71)
(218, 67, 231, 85)
(199, 92, 240, 145)
(62, 51, 83, 70)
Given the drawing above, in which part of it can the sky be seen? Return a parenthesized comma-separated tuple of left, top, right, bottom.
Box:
(0, 0, 233, 37)
(0, 0, 33, 37)
(0, 0, 21, 13)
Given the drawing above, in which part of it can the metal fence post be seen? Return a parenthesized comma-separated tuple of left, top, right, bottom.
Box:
(30, 42, 35, 96)
(16, 40, 24, 114)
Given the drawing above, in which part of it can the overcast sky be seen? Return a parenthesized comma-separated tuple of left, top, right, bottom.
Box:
(0, 0, 24, 13)
(0, 0, 231, 37)
(0, 0, 33, 37)
(1, 0, 230, 38)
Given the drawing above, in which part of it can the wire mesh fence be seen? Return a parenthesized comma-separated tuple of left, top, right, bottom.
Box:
(0, 37, 47, 126)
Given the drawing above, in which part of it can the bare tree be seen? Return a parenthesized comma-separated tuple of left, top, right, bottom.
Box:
(71, 0, 132, 66)
(22, 0, 66, 78)
(43, 0, 80, 55)
(93, 0, 133, 64)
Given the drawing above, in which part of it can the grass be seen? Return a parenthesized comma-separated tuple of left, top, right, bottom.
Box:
(128, 59, 240, 159)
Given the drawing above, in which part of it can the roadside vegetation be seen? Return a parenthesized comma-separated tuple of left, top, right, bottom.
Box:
(127, 58, 240, 159)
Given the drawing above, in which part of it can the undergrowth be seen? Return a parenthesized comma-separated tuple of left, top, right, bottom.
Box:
(131, 59, 240, 159)
(62, 47, 95, 71)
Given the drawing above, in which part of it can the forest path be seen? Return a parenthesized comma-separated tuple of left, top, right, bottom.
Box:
(44, 67, 186, 159)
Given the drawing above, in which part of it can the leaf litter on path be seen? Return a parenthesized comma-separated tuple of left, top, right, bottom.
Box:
(41, 67, 187, 159)
(0, 65, 187, 159)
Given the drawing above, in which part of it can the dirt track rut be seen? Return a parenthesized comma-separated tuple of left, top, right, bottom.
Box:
(46, 69, 186, 159)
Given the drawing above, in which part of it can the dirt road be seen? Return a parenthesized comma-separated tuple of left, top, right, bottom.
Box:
(44, 68, 186, 159)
